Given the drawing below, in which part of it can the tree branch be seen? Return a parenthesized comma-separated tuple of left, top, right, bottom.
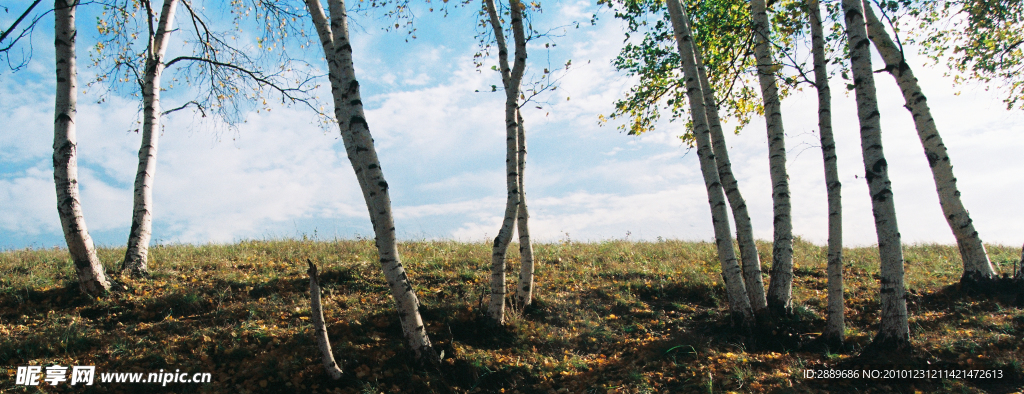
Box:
(163, 55, 322, 114)
(142, 0, 156, 59)
(716, 30, 755, 108)
(0, 0, 41, 46)
(162, 100, 205, 116)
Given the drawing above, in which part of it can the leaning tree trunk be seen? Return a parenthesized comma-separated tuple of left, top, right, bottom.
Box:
(666, 0, 754, 331)
(53, 0, 110, 297)
(750, 0, 795, 315)
(863, 5, 998, 283)
(691, 37, 768, 316)
(808, 0, 844, 345)
(302, 0, 437, 362)
(484, 0, 528, 324)
(514, 110, 536, 309)
(842, 0, 909, 350)
(122, 0, 179, 277)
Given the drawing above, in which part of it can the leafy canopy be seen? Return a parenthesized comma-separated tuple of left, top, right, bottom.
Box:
(905, 0, 1024, 110)
(602, 0, 811, 144)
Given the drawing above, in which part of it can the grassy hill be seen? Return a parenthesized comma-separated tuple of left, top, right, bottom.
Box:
(2, 238, 1022, 393)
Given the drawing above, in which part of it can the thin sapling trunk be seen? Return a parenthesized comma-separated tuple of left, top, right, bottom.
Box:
(308, 260, 343, 380)
(750, 0, 795, 315)
(514, 110, 536, 309)
(808, 0, 845, 345)
(484, 0, 528, 324)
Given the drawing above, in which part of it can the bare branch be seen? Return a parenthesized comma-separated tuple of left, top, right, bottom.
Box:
(0, 0, 41, 46)
(142, 0, 156, 58)
(0, 2, 51, 71)
(869, 0, 906, 61)
(88, 0, 329, 131)
(163, 55, 323, 115)
(162, 100, 205, 116)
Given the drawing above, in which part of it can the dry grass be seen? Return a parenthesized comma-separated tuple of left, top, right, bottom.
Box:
(1, 238, 1022, 393)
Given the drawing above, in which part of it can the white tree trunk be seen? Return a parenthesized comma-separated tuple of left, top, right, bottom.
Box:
(665, 0, 754, 330)
(809, 0, 845, 344)
(514, 110, 536, 309)
(302, 0, 437, 362)
(863, 5, 997, 283)
(53, 0, 110, 297)
(691, 38, 768, 315)
(842, 0, 909, 349)
(307, 261, 343, 379)
(122, 0, 179, 277)
(750, 0, 795, 315)
(484, 0, 528, 324)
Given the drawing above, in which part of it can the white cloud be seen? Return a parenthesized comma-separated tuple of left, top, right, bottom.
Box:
(147, 107, 369, 243)
(365, 62, 504, 156)
(0, 79, 55, 162)
(603, 147, 623, 156)
(0, 166, 60, 234)
(449, 185, 715, 242)
(3, 3, 1023, 253)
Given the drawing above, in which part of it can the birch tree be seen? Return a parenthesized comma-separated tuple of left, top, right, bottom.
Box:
(665, 0, 754, 330)
(118, 0, 180, 277)
(750, 0, 795, 315)
(605, 0, 771, 315)
(605, 0, 765, 140)
(692, 34, 768, 316)
(91, 0, 322, 277)
(300, 0, 438, 362)
(483, 0, 528, 324)
(808, 0, 844, 345)
(864, 4, 998, 283)
(841, 0, 909, 350)
(514, 110, 537, 309)
(53, 0, 112, 297)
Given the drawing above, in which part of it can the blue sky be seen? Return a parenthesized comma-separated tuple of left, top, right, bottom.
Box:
(2, 0, 1023, 252)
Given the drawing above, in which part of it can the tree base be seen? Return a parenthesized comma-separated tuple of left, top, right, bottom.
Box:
(120, 258, 150, 279)
(803, 333, 847, 354)
(724, 311, 751, 335)
(413, 344, 442, 369)
(959, 273, 1024, 306)
(765, 299, 793, 320)
(747, 305, 821, 352)
(862, 332, 913, 359)
(119, 266, 150, 279)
